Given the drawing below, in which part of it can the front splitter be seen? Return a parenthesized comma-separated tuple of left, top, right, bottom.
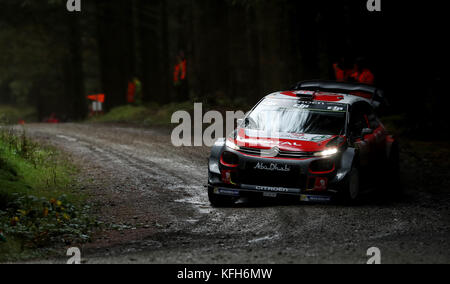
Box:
(211, 185, 333, 203)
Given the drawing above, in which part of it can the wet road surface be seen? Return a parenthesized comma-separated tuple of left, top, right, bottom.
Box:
(24, 123, 450, 264)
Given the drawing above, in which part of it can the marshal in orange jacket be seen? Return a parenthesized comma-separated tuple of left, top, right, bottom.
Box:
(174, 59, 187, 83)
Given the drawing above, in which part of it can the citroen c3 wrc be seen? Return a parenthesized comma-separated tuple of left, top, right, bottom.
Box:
(207, 81, 400, 206)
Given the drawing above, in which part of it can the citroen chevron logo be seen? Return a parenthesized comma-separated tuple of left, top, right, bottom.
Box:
(261, 146, 280, 157)
(270, 146, 280, 157)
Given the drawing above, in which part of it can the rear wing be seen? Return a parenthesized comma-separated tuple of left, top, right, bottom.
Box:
(292, 81, 388, 108)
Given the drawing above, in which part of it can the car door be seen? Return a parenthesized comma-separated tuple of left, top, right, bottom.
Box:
(366, 108, 388, 164)
(349, 102, 378, 169)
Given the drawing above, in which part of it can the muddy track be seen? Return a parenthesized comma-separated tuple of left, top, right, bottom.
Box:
(23, 123, 450, 264)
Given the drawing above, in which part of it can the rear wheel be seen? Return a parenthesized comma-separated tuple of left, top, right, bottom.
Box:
(208, 187, 236, 207)
(385, 143, 402, 199)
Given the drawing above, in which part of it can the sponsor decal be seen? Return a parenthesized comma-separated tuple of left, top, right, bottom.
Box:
(218, 188, 240, 196)
(254, 162, 291, 172)
(300, 195, 331, 202)
(293, 101, 347, 112)
(263, 192, 278, 198)
(255, 186, 289, 193)
(295, 90, 315, 95)
(327, 106, 345, 112)
(244, 129, 333, 143)
(237, 137, 304, 147)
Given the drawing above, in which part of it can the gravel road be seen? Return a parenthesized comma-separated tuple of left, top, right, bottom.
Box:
(23, 123, 450, 264)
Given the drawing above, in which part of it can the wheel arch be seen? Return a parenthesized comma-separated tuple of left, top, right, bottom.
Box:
(340, 147, 359, 172)
(386, 135, 399, 159)
(208, 138, 226, 175)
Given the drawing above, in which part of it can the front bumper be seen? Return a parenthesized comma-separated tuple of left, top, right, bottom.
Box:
(208, 184, 336, 203)
(208, 140, 358, 203)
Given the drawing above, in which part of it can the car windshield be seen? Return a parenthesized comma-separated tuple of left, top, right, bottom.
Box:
(245, 98, 347, 136)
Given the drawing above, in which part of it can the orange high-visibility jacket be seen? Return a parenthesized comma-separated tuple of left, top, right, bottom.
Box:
(127, 81, 136, 103)
(351, 69, 375, 85)
(358, 69, 375, 85)
(333, 63, 346, 82)
(333, 63, 355, 82)
(174, 59, 187, 83)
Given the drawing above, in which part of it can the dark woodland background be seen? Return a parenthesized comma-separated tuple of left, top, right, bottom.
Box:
(0, 0, 446, 136)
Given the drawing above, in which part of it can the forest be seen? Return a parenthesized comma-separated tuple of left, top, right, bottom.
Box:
(0, 0, 449, 264)
(0, 0, 446, 137)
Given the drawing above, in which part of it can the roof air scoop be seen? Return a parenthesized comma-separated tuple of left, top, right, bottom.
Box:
(294, 90, 315, 101)
(291, 80, 387, 108)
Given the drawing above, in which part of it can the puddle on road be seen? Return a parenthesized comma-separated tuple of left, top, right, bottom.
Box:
(174, 187, 213, 215)
(56, 135, 78, 142)
(248, 234, 280, 244)
(92, 146, 105, 153)
(175, 197, 213, 215)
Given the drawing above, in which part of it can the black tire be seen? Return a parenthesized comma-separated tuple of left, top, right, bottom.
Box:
(339, 166, 361, 205)
(386, 143, 402, 199)
(208, 187, 235, 207)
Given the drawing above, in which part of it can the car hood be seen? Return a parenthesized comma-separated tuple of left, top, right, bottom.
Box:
(235, 128, 338, 153)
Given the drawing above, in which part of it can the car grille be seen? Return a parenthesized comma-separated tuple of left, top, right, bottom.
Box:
(234, 162, 307, 189)
(238, 146, 316, 159)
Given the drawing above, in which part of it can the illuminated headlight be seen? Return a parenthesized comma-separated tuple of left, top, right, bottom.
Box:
(315, 148, 338, 157)
(226, 139, 240, 151)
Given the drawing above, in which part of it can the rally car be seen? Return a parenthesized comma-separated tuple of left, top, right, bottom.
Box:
(207, 81, 400, 206)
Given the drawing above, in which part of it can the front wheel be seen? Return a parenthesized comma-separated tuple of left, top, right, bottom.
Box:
(208, 187, 236, 207)
(339, 167, 361, 205)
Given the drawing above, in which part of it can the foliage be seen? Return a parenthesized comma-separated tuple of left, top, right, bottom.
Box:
(0, 127, 96, 261)
(89, 99, 251, 127)
(0, 105, 37, 124)
(0, 194, 93, 248)
(90, 105, 150, 124)
(89, 103, 193, 126)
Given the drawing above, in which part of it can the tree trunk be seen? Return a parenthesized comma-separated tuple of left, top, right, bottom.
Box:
(64, 13, 86, 121)
(96, 0, 135, 110)
(161, 0, 170, 103)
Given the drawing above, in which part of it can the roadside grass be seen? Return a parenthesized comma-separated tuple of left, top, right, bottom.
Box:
(89, 100, 251, 127)
(0, 105, 37, 124)
(90, 105, 149, 124)
(89, 102, 196, 127)
(0, 126, 95, 262)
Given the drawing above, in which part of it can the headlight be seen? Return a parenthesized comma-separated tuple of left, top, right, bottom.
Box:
(314, 147, 338, 157)
(226, 139, 240, 151)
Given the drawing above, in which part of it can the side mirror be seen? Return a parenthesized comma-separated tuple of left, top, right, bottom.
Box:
(362, 128, 374, 137)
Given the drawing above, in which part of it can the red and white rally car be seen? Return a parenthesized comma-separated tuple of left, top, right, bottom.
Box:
(207, 81, 400, 206)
